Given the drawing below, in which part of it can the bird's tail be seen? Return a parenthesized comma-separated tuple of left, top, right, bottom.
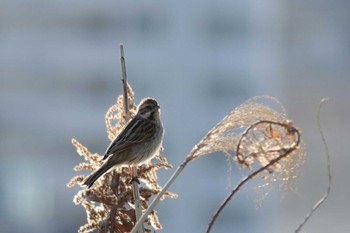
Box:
(83, 163, 112, 188)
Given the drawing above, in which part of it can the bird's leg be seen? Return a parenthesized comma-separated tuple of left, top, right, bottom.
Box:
(129, 166, 140, 184)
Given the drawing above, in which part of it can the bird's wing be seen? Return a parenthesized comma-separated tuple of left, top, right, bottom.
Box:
(102, 117, 155, 160)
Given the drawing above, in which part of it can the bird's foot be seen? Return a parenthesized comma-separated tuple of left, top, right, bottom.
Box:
(129, 176, 140, 184)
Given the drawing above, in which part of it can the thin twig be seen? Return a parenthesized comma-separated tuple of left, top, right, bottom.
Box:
(295, 98, 332, 233)
(119, 44, 144, 233)
(120, 44, 129, 118)
(110, 205, 117, 233)
(206, 122, 301, 233)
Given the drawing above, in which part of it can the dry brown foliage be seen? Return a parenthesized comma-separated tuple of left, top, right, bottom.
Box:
(67, 83, 177, 233)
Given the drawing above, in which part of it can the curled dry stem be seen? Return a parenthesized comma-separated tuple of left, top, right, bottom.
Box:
(206, 120, 301, 233)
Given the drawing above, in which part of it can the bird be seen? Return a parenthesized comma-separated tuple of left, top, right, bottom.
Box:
(83, 97, 164, 188)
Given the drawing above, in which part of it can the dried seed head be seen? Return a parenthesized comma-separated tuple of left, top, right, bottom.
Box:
(188, 96, 304, 191)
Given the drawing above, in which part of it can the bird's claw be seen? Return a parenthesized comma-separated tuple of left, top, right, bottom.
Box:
(130, 176, 140, 184)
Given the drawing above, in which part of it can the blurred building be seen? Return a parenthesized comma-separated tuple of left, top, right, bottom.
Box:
(0, 1, 349, 232)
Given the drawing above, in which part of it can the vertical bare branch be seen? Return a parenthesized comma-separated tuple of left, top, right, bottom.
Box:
(295, 98, 332, 233)
(120, 44, 129, 118)
(119, 44, 144, 233)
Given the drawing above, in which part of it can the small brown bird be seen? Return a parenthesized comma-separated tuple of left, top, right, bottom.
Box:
(84, 97, 164, 188)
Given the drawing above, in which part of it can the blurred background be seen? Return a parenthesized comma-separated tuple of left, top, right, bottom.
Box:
(1, 0, 349, 232)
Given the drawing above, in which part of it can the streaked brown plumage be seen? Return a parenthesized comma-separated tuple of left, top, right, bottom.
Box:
(84, 98, 164, 188)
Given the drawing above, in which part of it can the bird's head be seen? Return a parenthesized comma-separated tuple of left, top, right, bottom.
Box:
(137, 98, 161, 119)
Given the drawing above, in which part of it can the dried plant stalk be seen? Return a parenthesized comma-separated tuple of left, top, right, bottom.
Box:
(295, 98, 331, 232)
(68, 83, 176, 233)
(119, 43, 144, 233)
